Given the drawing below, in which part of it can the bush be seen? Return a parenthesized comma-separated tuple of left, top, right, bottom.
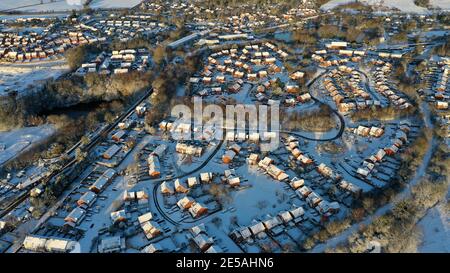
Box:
(292, 30, 317, 45)
(350, 106, 417, 122)
(283, 104, 337, 132)
(414, 0, 430, 8)
(153, 45, 167, 66)
(325, 219, 351, 236)
(65, 45, 88, 70)
(318, 25, 344, 39)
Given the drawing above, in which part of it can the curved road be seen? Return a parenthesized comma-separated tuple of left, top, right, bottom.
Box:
(309, 94, 435, 252)
(151, 69, 346, 226)
(151, 139, 225, 226)
(286, 69, 346, 141)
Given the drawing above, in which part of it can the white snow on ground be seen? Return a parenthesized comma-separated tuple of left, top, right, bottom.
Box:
(0, 61, 69, 94)
(66, 0, 86, 6)
(321, 0, 435, 13)
(0, 14, 68, 21)
(1, 0, 42, 11)
(0, 125, 55, 166)
(1, 0, 141, 12)
(89, 0, 142, 9)
(320, 0, 354, 10)
(430, 0, 450, 10)
(418, 202, 450, 253)
(367, 0, 427, 13)
(0, 0, 84, 12)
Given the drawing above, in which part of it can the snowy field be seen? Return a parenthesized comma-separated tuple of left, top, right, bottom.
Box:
(430, 0, 450, 10)
(0, 0, 84, 12)
(0, 0, 142, 12)
(0, 14, 68, 21)
(0, 125, 55, 166)
(418, 202, 450, 253)
(89, 0, 142, 9)
(321, 0, 449, 13)
(0, 61, 69, 95)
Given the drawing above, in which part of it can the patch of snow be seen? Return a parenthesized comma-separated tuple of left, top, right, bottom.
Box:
(418, 203, 450, 253)
(0, 14, 68, 21)
(0, 61, 69, 95)
(429, 0, 450, 10)
(0, 125, 55, 166)
(67, 0, 86, 6)
(321, 0, 430, 13)
(89, 0, 142, 9)
(320, 0, 354, 11)
(1, 0, 85, 12)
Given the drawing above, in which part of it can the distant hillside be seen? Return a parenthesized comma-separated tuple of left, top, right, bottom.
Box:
(320, 0, 449, 13)
(1, 0, 141, 13)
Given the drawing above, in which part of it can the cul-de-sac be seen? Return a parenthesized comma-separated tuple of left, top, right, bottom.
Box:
(0, 0, 448, 254)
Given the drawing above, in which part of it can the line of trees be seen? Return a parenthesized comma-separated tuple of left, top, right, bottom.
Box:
(282, 104, 338, 132)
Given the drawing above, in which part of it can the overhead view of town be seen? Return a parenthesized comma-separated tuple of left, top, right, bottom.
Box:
(0, 0, 448, 255)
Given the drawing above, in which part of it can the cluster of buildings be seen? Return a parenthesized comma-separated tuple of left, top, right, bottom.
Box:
(148, 144, 167, 178)
(160, 173, 213, 219)
(221, 169, 242, 187)
(0, 29, 99, 63)
(75, 48, 152, 76)
(297, 162, 350, 215)
(285, 136, 315, 166)
(3, 0, 443, 254)
(322, 66, 382, 113)
(312, 52, 360, 68)
(254, 147, 344, 220)
(0, 17, 53, 25)
(313, 42, 412, 113)
(187, 224, 223, 253)
(175, 142, 203, 157)
(313, 42, 366, 66)
(179, 0, 321, 35)
(164, 172, 212, 194)
(372, 60, 412, 109)
(189, 42, 313, 106)
(353, 125, 385, 138)
(22, 235, 77, 253)
(294, 178, 341, 218)
(284, 136, 361, 214)
(161, 2, 285, 33)
(433, 64, 449, 110)
(100, 114, 144, 166)
(256, 156, 290, 181)
(222, 144, 242, 164)
(230, 206, 306, 243)
(356, 123, 411, 180)
(159, 119, 220, 142)
(86, 15, 169, 42)
(64, 168, 117, 228)
(218, 131, 279, 166)
(283, 1, 318, 20)
(177, 196, 209, 219)
(218, 12, 282, 33)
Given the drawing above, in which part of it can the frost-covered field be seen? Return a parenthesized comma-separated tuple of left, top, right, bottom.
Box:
(0, 0, 141, 12)
(89, 0, 142, 9)
(321, 0, 449, 13)
(0, 0, 84, 12)
(0, 14, 68, 21)
(418, 202, 450, 253)
(430, 0, 450, 10)
(0, 61, 69, 94)
(0, 125, 55, 166)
